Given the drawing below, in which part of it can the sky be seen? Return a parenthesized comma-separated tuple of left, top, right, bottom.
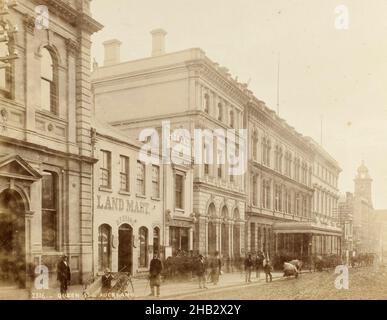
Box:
(90, 0, 387, 209)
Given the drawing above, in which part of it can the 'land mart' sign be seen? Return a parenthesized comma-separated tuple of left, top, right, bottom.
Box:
(96, 195, 150, 214)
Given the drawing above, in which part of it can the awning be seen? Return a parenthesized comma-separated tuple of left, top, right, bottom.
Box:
(273, 221, 342, 236)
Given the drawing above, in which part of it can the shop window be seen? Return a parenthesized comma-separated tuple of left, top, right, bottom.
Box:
(42, 171, 58, 249)
(139, 227, 148, 267)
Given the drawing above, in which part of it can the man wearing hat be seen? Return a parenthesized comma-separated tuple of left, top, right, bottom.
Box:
(196, 254, 207, 289)
(149, 253, 163, 297)
(57, 255, 71, 299)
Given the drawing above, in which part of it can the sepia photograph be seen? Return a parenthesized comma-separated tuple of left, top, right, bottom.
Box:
(0, 0, 386, 306)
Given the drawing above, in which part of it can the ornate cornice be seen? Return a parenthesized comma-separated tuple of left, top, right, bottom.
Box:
(31, 0, 103, 34)
(186, 59, 250, 107)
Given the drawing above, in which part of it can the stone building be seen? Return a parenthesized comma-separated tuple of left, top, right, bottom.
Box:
(338, 162, 381, 256)
(245, 100, 342, 261)
(0, 0, 102, 289)
(91, 30, 247, 262)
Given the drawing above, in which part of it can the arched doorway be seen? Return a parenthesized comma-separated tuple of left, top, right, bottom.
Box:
(0, 189, 26, 288)
(207, 203, 217, 255)
(98, 224, 111, 272)
(221, 206, 229, 258)
(118, 224, 133, 274)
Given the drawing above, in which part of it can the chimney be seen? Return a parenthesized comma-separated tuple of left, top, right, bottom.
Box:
(103, 39, 122, 66)
(150, 29, 167, 57)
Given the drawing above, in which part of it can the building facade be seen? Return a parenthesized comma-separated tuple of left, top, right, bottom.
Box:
(245, 102, 342, 262)
(338, 162, 381, 256)
(0, 0, 102, 288)
(92, 31, 247, 263)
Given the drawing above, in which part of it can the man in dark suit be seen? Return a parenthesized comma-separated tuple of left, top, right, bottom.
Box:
(149, 254, 163, 297)
(57, 255, 71, 299)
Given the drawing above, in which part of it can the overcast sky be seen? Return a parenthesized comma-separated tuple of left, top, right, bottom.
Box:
(90, 0, 387, 209)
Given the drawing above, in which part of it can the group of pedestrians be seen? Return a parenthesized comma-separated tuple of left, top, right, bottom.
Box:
(244, 252, 273, 283)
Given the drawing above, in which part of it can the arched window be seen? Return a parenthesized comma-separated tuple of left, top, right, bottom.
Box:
(153, 227, 160, 255)
(217, 103, 223, 121)
(139, 227, 148, 267)
(204, 93, 210, 113)
(40, 47, 57, 114)
(98, 224, 111, 272)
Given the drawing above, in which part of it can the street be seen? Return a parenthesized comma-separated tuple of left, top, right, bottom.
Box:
(170, 266, 387, 300)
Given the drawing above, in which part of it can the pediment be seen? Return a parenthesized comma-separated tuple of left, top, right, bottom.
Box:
(0, 154, 42, 181)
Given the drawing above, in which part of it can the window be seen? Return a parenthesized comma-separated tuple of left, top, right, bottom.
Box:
(262, 180, 271, 209)
(139, 227, 148, 267)
(204, 93, 210, 113)
(0, 40, 11, 97)
(100, 150, 111, 188)
(120, 155, 129, 192)
(153, 227, 160, 255)
(218, 103, 223, 121)
(252, 175, 257, 206)
(136, 161, 146, 195)
(98, 224, 111, 272)
(152, 165, 160, 198)
(40, 47, 57, 113)
(230, 110, 235, 128)
(252, 131, 258, 161)
(175, 173, 184, 210)
(42, 171, 58, 249)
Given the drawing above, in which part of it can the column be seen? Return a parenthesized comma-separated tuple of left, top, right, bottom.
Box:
(189, 227, 194, 251)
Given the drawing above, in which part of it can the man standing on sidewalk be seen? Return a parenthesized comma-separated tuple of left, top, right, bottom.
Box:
(57, 255, 71, 299)
(263, 257, 273, 283)
(244, 254, 253, 283)
(149, 254, 163, 297)
(196, 254, 208, 289)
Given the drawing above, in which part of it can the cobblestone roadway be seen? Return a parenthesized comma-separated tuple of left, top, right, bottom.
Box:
(174, 266, 387, 300)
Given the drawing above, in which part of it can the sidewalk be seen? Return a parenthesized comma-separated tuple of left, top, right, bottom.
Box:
(0, 270, 289, 300)
(134, 271, 285, 300)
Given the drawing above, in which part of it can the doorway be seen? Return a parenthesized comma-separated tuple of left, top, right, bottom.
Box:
(118, 224, 133, 274)
(0, 189, 26, 288)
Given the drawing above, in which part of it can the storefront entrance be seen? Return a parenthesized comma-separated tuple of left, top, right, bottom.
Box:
(0, 189, 26, 288)
(118, 224, 133, 274)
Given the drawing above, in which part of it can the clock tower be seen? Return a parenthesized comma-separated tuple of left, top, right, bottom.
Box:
(354, 161, 373, 206)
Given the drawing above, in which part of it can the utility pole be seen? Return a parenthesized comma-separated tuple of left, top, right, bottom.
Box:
(276, 53, 280, 116)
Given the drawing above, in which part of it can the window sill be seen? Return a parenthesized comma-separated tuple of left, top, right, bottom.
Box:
(175, 208, 185, 214)
(118, 190, 131, 196)
(99, 187, 113, 193)
(151, 197, 161, 201)
(136, 194, 147, 199)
